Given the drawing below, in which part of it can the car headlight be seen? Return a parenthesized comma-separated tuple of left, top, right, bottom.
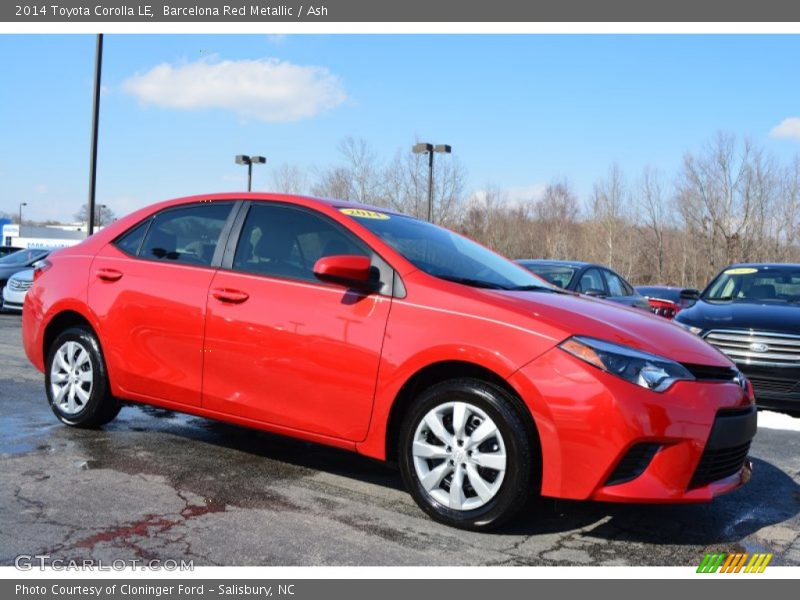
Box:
(559, 336, 694, 392)
(675, 321, 703, 335)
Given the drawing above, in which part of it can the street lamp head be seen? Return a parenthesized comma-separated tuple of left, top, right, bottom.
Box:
(412, 143, 434, 154)
(20, 202, 27, 207)
(235, 155, 252, 165)
(251, 156, 267, 165)
(434, 144, 452, 154)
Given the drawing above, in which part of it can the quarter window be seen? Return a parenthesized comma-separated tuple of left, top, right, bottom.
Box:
(604, 270, 630, 296)
(114, 220, 150, 257)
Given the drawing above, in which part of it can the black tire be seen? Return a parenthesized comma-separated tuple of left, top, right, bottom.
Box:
(45, 326, 121, 428)
(398, 378, 537, 531)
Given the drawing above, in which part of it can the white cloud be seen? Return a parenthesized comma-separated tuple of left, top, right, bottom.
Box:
(770, 117, 800, 141)
(470, 184, 546, 208)
(504, 183, 547, 204)
(121, 57, 347, 123)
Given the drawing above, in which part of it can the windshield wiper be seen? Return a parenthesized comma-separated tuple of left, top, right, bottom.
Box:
(508, 285, 565, 293)
(436, 275, 510, 290)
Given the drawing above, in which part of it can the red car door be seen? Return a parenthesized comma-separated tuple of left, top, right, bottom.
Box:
(201, 202, 392, 442)
(88, 202, 235, 407)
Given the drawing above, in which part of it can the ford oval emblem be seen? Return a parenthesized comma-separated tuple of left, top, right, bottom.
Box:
(749, 342, 769, 353)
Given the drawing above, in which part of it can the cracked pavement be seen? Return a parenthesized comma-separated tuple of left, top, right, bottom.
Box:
(1, 313, 800, 566)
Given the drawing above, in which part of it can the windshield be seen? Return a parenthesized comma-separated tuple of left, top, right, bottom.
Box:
(704, 266, 800, 303)
(0, 248, 48, 266)
(518, 263, 578, 289)
(339, 208, 556, 291)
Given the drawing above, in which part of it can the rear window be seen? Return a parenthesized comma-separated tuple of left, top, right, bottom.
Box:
(521, 264, 577, 288)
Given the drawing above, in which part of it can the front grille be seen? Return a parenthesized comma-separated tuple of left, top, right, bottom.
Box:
(605, 443, 661, 486)
(689, 441, 750, 488)
(682, 363, 739, 382)
(704, 329, 800, 368)
(8, 279, 31, 292)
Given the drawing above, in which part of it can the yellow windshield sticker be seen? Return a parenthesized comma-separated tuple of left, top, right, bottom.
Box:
(723, 267, 758, 275)
(339, 208, 390, 220)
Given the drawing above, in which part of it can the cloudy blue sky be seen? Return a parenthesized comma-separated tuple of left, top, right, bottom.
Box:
(1, 34, 800, 223)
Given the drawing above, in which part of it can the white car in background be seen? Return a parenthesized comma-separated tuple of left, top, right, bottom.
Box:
(1, 268, 33, 312)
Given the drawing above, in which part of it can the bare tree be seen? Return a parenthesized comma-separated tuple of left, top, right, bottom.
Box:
(589, 164, 627, 267)
(676, 133, 779, 282)
(534, 180, 579, 259)
(635, 167, 669, 283)
(311, 137, 382, 203)
(271, 163, 308, 194)
(74, 204, 116, 226)
(379, 145, 467, 225)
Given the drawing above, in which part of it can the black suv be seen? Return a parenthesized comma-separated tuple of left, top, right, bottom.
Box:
(674, 263, 800, 413)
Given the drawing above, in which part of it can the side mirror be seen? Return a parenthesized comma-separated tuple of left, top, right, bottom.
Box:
(679, 288, 700, 301)
(583, 288, 606, 298)
(313, 255, 376, 289)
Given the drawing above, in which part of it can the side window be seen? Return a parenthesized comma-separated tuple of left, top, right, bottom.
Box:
(232, 204, 370, 282)
(604, 270, 629, 296)
(114, 219, 151, 256)
(139, 203, 233, 266)
(577, 268, 605, 294)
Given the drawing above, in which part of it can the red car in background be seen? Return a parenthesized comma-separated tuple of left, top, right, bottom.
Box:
(22, 193, 755, 530)
(635, 286, 701, 319)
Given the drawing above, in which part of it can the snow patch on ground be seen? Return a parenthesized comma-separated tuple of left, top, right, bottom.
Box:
(757, 410, 800, 432)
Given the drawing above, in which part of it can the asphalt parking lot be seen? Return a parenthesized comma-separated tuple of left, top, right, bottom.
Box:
(1, 312, 799, 566)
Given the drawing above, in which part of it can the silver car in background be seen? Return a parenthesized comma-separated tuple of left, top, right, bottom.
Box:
(1, 268, 33, 312)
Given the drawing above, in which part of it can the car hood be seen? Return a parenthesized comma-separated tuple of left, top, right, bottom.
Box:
(677, 299, 800, 333)
(491, 290, 732, 367)
(0, 265, 30, 279)
(10, 269, 33, 282)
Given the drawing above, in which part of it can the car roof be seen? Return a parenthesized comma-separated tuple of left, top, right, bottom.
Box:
(636, 285, 681, 290)
(516, 259, 590, 268)
(159, 192, 407, 219)
(725, 263, 800, 269)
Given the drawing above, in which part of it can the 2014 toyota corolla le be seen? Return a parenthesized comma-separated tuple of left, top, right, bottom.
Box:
(22, 193, 757, 530)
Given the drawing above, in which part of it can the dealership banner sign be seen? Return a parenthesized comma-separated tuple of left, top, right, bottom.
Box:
(2, 579, 788, 599)
(4, 0, 800, 22)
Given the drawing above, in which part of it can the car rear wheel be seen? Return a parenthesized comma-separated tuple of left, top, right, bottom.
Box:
(399, 378, 535, 531)
(45, 326, 120, 428)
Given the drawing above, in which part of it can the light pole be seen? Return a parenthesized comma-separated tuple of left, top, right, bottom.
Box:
(19, 202, 27, 232)
(87, 33, 103, 236)
(96, 204, 107, 228)
(235, 155, 266, 192)
(412, 143, 452, 223)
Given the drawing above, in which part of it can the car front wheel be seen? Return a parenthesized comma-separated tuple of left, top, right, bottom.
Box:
(399, 378, 536, 530)
(45, 326, 120, 428)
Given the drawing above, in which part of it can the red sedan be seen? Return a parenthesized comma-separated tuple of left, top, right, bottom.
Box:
(22, 193, 756, 530)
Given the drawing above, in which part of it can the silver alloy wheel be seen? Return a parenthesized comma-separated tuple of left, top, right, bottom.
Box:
(412, 401, 507, 511)
(50, 341, 93, 416)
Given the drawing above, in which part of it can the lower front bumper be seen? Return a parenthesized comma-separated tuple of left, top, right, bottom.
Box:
(508, 347, 756, 503)
(1, 289, 24, 312)
(593, 406, 756, 502)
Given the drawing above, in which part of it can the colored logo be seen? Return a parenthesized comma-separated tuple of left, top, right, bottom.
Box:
(339, 208, 390, 220)
(697, 552, 772, 573)
(748, 342, 769, 353)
